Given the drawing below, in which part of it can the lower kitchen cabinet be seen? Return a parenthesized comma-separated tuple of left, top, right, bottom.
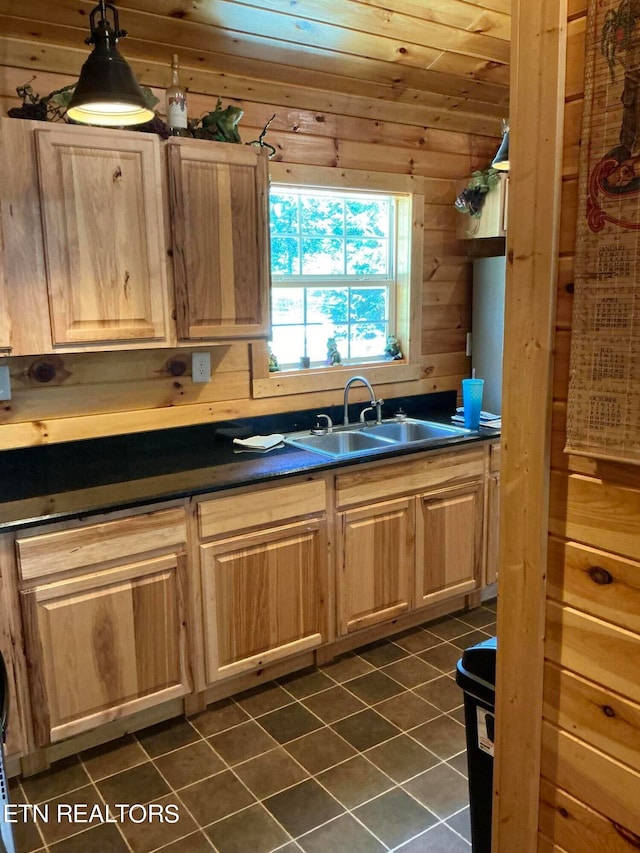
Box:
(415, 483, 483, 608)
(16, 507, 190, 746)
(197, 479, 329, 683)
(335, 447, 486, 636)
(201, 519, 328, 681)
(337, 497, 414, 634)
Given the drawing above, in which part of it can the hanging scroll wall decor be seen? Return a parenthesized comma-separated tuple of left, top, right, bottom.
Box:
(566, 0, 640, 464)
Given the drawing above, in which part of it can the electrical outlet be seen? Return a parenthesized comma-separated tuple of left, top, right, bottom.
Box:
(0, 364, 11, 400)
(192, 352, 211, 383)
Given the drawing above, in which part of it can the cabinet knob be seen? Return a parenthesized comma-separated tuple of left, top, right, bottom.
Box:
(588, 566, 613, 585)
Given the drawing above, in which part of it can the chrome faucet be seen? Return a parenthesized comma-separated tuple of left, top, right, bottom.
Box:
(343, 375, 383, 426)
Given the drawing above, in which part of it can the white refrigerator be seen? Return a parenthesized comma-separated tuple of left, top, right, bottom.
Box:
(471, 256, 506, 416)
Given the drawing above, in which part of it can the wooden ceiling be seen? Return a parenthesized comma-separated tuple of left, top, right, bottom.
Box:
(0, 0, 510, 136)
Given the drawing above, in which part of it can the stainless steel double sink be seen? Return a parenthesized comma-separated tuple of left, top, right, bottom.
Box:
(284, 417, 471, 459)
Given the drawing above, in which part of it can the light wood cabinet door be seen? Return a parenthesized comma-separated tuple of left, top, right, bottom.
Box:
(35, 126, 170, 346)
(201, 519, 328, 682)
(21, 554, 190, 745)
(338, 498, 414, 635)
(486, 473, 500, 586)
(416, 483, 482, 608)
(168, 139, 270, 340)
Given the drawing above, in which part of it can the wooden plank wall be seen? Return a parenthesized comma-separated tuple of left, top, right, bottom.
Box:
(538, 1, 640, 849)
(0, 52, 498, 448)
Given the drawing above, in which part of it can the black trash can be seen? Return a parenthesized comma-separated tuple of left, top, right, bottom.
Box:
(455, 636, 497, 853)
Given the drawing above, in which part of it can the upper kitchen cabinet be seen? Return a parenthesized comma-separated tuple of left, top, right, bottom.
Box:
(0, 119, 271, 355)
(35, 123, 172, 348)
(167, 139, 271, 340)
(0, 118, 56, 355)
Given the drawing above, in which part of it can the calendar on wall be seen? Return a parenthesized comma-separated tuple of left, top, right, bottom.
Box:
(566, 0, 640, 464)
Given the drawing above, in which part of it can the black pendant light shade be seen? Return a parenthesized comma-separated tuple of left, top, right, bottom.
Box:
(491, 123, 510, 171)
(67, 0, 154, 126)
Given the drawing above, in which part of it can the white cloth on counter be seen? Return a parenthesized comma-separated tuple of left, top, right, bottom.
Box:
(232, 434, 284, 451)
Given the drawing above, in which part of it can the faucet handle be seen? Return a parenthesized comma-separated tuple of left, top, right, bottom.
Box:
(311, 413, 333, 434)
(375, 398, 384, 425)
(359, 406, 375, 424)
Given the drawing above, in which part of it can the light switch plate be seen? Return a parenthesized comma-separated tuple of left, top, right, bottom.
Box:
(0, 364, 11, 400)
(192, 352, 211, 383)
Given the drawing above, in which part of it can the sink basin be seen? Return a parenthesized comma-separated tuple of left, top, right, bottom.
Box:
(283, 417, 471, 459)
(284, 429, 396, 458)
(365, 419, 469, 442)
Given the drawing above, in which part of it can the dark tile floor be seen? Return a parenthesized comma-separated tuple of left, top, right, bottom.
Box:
(9, 603, 496, 853)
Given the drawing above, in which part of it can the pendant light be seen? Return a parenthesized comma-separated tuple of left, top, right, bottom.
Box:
(66, 0, 154, 127)
(491, 121, 510, 171)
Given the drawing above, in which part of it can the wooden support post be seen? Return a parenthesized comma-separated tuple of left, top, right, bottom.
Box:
(492, 0, 567, 850)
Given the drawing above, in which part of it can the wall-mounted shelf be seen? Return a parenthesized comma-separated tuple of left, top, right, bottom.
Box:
(456, 173, 509, 240)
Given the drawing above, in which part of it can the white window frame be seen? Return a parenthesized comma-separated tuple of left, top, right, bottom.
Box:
(270, 185, 398, 369)
(251, 164, 424, 400)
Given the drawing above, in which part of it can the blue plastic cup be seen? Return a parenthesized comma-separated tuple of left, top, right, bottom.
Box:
(462, 378, 484, 430)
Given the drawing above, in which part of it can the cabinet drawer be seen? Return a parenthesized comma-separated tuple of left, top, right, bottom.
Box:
(198, 479, 326, 540)
(16, 508, 187, 582)
(490, 442, 501, 473)
(547, 537, 640, 635)
(335, 448, 484, 509)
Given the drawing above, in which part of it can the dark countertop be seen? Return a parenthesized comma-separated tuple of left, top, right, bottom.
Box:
(0, 391, 500, 533)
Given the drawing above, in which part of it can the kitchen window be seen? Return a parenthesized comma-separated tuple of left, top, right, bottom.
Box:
(251, 164, 424, 399)
(269, 187, 396, 369)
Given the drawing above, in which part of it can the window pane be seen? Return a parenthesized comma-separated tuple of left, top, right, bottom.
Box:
(271, 236, 300, 275)
(346, 239, 388, 275)
(306, 325, 331, 363)
(272, 287, 304, 324)
(350, 323, 388, 359)
(270, 194, 298, 233)
(269, 185, 398, 369)
(307, 288, 348, 324)
(271, 325, 306, 364)
(301, 238, 344, 275)
(345, 199, 388, 237)
(350, 287, 387, 323)
(300, 197, 344, 235)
